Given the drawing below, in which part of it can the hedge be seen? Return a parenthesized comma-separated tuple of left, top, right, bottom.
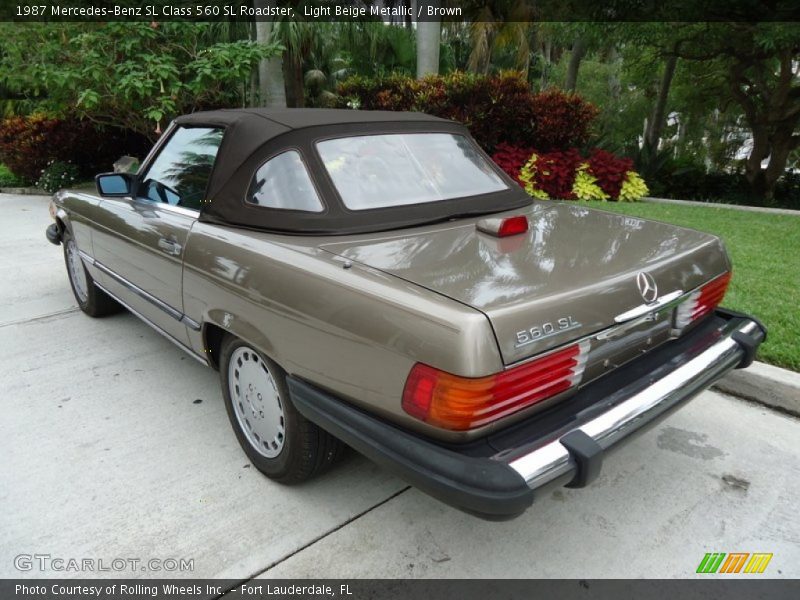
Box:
(0, 114, 149, 183)
(336, 71, 598, 152)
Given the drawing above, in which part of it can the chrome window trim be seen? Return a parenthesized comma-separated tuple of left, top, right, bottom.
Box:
(148, 201, 200, 218)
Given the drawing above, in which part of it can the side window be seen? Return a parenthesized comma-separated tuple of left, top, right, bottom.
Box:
(138, 126, 224, 211)
(246, 151, 323, 212)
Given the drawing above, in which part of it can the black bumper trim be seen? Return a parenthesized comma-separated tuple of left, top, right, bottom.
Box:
(45, 223, 61, 245)
(717, 307, 767, 369)
(560, 430, 604, 488)
(288, 377, 534, 520)
(717, 306, 768, 343)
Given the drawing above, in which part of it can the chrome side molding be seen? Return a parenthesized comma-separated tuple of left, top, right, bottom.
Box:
(78, 250, 201, 332)
(94, 281, 208, 366)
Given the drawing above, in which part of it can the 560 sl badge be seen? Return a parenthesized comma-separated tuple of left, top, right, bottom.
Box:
(515, 316, 582, 348)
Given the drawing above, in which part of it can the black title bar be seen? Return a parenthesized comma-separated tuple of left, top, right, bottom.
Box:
(4, 0, 800, 22)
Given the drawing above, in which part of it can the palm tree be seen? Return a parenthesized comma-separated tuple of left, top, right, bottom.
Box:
(253, 0, 286, 107)
(272, 20, 321, 107)
(416, 2, 441, 77)
(465, 2, 534, 76)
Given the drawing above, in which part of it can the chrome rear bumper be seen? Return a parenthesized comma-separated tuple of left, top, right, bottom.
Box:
(290, 310, 766, 520)
(499, 316, 763, 491)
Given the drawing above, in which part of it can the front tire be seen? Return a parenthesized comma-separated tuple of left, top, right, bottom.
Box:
(62, 229, 120, 317)
(220, 336, 342, 483)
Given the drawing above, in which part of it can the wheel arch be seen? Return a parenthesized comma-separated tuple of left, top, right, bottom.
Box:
(201, 313, 282, 373)
(202, 322, 226, 370)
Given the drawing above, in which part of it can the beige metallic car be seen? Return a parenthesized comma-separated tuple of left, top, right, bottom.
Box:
(46, 109, 765, 519)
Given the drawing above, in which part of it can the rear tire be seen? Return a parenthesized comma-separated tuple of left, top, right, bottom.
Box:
(220, 335, 343, 483)
(62, 229, 121, 317)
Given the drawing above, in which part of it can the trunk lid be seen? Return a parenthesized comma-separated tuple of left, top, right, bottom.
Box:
(320, 203, 730, 365)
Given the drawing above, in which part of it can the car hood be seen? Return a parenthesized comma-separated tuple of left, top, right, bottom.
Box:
(320, 202, 730, 365)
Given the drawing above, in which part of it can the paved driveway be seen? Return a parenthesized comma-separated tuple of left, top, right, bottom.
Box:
(2, 193, 798, 580)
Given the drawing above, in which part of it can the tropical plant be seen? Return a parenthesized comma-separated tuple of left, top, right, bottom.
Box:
(0, 23, 282, 139)
(493, 145, 648, 201)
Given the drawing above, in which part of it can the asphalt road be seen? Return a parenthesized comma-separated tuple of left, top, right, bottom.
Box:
(2, 193, 798, 581)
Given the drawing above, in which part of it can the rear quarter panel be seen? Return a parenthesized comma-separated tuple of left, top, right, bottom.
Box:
(181, 222, 504, 441)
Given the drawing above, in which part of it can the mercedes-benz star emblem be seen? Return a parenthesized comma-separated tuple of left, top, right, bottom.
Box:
(636, 272, 658, 304)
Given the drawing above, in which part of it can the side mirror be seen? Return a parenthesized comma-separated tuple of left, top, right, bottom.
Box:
(96, 173, 133, 197)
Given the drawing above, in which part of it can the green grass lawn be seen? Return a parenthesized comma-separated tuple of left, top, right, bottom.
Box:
(577, 200, 800, 371)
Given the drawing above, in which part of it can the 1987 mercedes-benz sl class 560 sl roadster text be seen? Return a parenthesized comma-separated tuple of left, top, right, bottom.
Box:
(45, 109, 765, 519)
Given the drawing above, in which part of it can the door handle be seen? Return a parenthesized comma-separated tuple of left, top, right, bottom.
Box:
(158, 237, 182, 256)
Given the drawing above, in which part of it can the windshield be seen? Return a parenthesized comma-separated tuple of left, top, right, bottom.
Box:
(316, 133, 508, 210)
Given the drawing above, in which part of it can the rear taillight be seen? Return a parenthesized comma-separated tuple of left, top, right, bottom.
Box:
(401, 342, 589, 431)
(674, 272, 732, 328)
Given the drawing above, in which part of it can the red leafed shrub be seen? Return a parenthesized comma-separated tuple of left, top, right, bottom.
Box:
(587, 149, 633, 199)
(527, 149, 585, 199)
(491, 142, 534, 186)
(491, 145, 646, 201)
(337, 72, 597, 152)
(0, 114, 149, 183)
(492, 144, 585, 197)
(420, 71, 538, 150)
(529, 89, 599, 152)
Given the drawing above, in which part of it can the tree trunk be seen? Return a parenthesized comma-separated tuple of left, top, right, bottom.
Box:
(253, 0, 286, 108)
(564, 36, 587, 92)
(282, 49, 305, 108)
(764, 132, 797, 196)
(745, 126, 799, 201)
(540, 38, 552, 89)
(607, 46, 621, 101)
(729, 52, 800, 201)
(416, 2, 441, 78)
(644, 52, 678, 155)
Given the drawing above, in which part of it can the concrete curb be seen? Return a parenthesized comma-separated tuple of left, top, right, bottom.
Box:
(642, 196, 799, 217)
(714, 361, 800, 417)
(0, 187, 48, 195)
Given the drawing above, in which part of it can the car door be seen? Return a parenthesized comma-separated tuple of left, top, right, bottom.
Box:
(91, 125, 224, 346)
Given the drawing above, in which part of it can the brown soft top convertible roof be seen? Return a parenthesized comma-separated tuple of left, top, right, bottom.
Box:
(172, 108, 530, 235)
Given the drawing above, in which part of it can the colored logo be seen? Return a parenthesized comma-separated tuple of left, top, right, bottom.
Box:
(696, 552, 773, 574)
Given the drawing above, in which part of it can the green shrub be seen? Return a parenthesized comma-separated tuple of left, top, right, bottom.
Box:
(639, 152, 800, 210)
(0, 163, 23, 187)
(336, 71, 598, 152)
(35, 160, 80, 193)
